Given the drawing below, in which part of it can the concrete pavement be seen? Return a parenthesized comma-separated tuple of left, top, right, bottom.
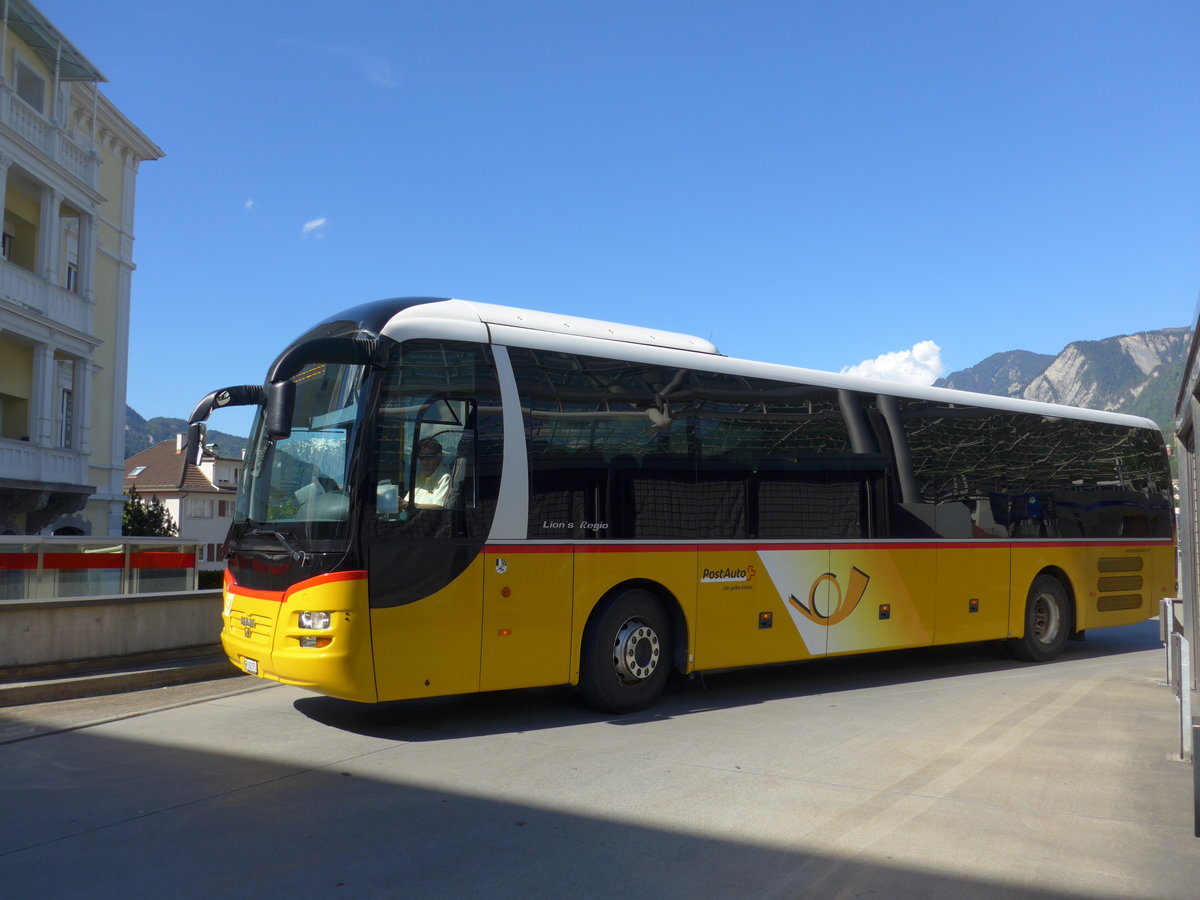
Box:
(0, 619, 1197, 898)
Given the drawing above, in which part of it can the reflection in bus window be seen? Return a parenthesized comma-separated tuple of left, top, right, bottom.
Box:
(237, 362, 361, 530)
(508, 349, 883, 540)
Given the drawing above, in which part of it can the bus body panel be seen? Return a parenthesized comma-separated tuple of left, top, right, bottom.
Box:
(1084, 545, 1149, 630)
(221, 592, 279, 679)
(221, 571, 376, 702)
(1154, 542, 1179, 621)
(1081, 542, 1173, 630)
(371, 559, 484, 701)
(220, 539, 1173, 707)
(571, 545, 700, 682)
(480, 546, 574, 692)
(934, 545, 1011, 645)
(1005, 541, 1172, 638)
(696, 545, 822, 669)
(824, 546, 936, 656)
(1009, 544, 1089, 639)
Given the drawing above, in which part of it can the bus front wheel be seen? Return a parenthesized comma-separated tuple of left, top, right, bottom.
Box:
(1009, 575, 1070, 662)
(579, 588, 672, 713)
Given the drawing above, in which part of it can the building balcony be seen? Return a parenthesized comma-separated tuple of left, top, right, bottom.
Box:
(0, 257, 92, 334)
(0, 84, 98, 189)
(0, 438, 89, 488)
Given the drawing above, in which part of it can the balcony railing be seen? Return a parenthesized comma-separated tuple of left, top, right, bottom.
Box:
(0, 85, 99, 188)
(0, 258, 92, 334)
(0, 537, 200, 602)
(0, 438, 89, 486)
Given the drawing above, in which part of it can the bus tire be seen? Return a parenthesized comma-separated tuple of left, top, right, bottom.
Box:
(1009, 574, 1070, 662)
(579, 588, 672, 714)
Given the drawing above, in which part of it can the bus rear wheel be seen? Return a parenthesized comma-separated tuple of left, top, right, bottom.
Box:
(1009, 574, 1070, 662)
(579, 588, 672, 714)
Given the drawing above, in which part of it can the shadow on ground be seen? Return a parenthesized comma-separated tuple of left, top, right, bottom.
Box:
(294, 619, 1163, 742)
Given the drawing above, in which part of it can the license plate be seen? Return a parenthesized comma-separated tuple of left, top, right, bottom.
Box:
(244, 657, 259, 675)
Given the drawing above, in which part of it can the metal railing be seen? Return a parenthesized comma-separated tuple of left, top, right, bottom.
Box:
(1159, 598, 1199, 837)
(1162, 598, 1195, 762)
(0, 536, 199, 602)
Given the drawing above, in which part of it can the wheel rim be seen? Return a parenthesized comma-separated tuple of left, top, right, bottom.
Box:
(1031, 592, 1062, 644)
(612, 617, 661, 684)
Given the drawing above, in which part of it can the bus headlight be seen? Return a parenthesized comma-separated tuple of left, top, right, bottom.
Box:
(299, 610, 332, 630)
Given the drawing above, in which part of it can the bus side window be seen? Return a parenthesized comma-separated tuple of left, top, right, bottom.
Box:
(448, 429, 474, 510)
(400, 398, 479, 515)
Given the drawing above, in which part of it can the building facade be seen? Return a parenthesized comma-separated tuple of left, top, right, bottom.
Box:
(1173, 311, 1199, 695)
(0, 1, 162, 536)
(124, 436, 241, 572)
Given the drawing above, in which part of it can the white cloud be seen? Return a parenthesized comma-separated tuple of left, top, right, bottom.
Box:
(243, 199, 255, 211)
(301, 217, 328, 239)
(360, 57, 398, 90)
(841, 340, 944, 385)
(275, 37, 397, 90)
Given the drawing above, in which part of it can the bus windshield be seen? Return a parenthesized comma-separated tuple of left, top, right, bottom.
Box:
(236, 361, 364, 538)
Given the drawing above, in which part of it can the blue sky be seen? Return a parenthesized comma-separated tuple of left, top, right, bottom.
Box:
(44, 0, 1199, 436)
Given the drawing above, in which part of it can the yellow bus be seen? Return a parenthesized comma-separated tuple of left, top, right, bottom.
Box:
(189, 298, 1176, 712)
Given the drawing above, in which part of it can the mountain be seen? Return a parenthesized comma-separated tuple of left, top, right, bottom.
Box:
(935, 327, 1191, 431)
(931, 349, 1057, 397)
(124, 405, 249, 460)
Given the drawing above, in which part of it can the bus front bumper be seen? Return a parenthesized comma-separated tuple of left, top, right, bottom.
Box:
(220, 571, 378, 703)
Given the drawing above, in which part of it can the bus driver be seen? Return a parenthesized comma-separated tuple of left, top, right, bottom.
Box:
(407, 437, 452, 508)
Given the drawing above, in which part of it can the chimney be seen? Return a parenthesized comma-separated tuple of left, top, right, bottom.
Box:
(176, 434, 184, 453)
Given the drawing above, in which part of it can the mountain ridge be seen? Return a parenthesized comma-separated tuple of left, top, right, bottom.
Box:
(934, 327, 1190, 431)
(124, 405, 249, 460)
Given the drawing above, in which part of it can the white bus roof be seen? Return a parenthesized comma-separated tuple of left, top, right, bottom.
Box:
(376, 298, 1161, 433)
(380, 297, 722, 355)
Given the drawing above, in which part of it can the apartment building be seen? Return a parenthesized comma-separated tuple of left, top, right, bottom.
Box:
(0, 1, 162, 535)
(124, 436, 242, 572)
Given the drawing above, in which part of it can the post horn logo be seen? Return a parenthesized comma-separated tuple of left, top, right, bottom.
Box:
(788, 567, 871, 626)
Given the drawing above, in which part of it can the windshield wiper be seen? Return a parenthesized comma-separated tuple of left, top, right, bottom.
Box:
(243, 527, 315, 566)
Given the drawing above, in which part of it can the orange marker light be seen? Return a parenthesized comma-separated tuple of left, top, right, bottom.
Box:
(498, 629, 513, 637)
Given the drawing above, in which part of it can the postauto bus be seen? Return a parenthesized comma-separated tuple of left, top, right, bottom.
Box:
(188, 298, 1175, 712)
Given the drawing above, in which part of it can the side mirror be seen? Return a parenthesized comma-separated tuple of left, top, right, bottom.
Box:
(186, 384, 267, 464)
(188, 385, 267, 427)
(185, 422, 207, 466)
(266, 380, 296, 440)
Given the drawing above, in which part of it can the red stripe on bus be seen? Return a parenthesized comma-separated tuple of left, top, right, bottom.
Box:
(485, 538, 1172, 554)
(701, 539, 1172, 552)
(573, 544, 700, 554)
(227, 584, 284, 601)
(226, 569, 369, 603)
(484, 543, 686, 554)
(482, 544, 574, 554)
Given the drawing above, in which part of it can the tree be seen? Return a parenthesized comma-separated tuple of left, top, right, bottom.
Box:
(122, 488, 178, 537)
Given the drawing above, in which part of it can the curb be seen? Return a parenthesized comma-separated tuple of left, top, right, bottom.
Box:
(0, 653, 241, 708)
